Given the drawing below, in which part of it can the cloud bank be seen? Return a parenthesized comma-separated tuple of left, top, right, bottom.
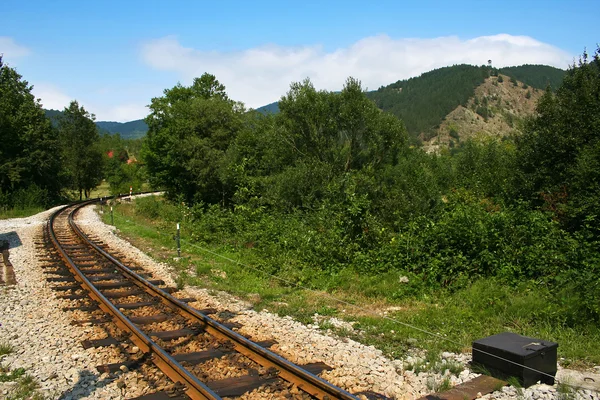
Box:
(0, 37, 31, 64)
(141, 33, 573, 109)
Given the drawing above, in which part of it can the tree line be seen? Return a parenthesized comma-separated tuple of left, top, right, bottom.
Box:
(140, 48, 600, 323)
(2, 47, 598, 324)
(0, 55, 143, 209)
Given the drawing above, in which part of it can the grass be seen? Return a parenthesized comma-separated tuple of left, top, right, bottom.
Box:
(101, 199, 600, 369)
(0, 363, 45, 400)
(6, 374, 44, 400)
(0, 206, 45, 220)
(0, 341, 14, 356)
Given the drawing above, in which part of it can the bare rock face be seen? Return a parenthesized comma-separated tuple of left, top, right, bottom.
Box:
(423, 74, 543, 153)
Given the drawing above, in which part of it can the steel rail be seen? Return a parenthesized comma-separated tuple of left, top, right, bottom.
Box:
(49, 202, 221, 400)
(52, 198, 358, 400)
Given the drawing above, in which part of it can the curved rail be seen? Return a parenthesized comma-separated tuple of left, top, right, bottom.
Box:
(49, 198, 358, 400)
(50, 201, 220, 399)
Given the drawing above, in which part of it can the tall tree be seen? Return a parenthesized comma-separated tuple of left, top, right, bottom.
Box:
(0, 56, 62, 207)
(58, 101, 103, 200)
(516, 47, 600, 232)
(277, 77, 407, 172)
(143, 73, 244, 205)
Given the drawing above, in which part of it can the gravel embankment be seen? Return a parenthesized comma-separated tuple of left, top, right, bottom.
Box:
(1, 203, 598, 399)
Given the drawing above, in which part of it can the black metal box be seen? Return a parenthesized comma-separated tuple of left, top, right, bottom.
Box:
(472, 332, 558, 387)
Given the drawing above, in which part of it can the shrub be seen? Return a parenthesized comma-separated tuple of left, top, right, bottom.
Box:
(449, 128, 459, 140)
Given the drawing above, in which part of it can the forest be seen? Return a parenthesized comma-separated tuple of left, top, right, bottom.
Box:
(138, 50, 599, 326)
(2, 49, 599, 361)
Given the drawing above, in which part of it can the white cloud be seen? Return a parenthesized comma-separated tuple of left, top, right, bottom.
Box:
(90, 103, 149, 122)
(31, 83, 148, 122)
(0, 37, 31, 63)
(31, 83, 72, 111)
(140, 34, 573, 109)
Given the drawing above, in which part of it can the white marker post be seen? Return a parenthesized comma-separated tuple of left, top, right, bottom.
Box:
(176, 223, 181, 258)
(129, 186, 133, 200)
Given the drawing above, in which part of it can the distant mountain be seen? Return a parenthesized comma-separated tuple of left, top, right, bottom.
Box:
(44, 109, 148, 139)
(499, 65, 565, 91)
(255, 101, 280, 114)
(422, 73, 545, 152)
(42, 63, 565, 144)
(95, 120, 148, 140)
(367, 64, 566, 142)
(255, 65, 565, 143)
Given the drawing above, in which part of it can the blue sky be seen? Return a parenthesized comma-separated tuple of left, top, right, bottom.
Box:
(1, 0, 597, 121)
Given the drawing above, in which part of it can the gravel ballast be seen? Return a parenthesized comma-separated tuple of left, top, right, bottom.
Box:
(1, 203, 598, 399)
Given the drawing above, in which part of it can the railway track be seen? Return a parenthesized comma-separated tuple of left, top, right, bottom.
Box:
(41, 199, 360, 400)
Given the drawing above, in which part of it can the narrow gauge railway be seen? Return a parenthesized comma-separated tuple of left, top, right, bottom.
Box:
(43, 199, 360, 400)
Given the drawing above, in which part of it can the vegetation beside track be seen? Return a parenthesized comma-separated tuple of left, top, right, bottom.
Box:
(96, 51, 600, 370)
(0, 341, 45, 400)
(103, 198, 600, 368)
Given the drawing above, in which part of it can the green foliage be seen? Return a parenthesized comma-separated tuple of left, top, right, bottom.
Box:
(0, 56, 63, 208)
(500, 64, 566, 91)
(277, 77, 406, 173)
(448, 127, 460, 140)
(134, 50, 600, 350)
(143, 73, 245, 205)
(96, 119, 148, 139)
(58, 101, 104, 199)
(0, 367, 25, 382)
(99, 133, 146, 195)
(0, 341, 13, 356)
(475, 105, 490, 121)
(516, 48, 600, 234)
(367, 65, 490, 139)
(497, 75, 504, 83)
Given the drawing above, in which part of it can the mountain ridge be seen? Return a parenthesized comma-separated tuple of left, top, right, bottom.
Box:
(44, 63, 566, 142)
(44, 109, 147, 139)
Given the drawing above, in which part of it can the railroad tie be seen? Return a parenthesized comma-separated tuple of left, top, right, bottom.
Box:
(115, 301, 158, 309)
(149, 327, 201, 341)
(81, 337, 120, 349)
(52, 284, 82, 292)
(129, 314, 169, 325)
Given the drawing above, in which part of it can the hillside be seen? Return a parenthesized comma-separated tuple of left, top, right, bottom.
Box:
(253, 64, 565, 144)
(44, 109, 147, 139)
(423, 73, 544, 152)
(42, 64, 564, 143)
(95, 120, 148, 140)
(367, 65, 491, 139)
(499, 64, 565, 91)
(255, 101, 280, 114)
(366, 64, 565, 142)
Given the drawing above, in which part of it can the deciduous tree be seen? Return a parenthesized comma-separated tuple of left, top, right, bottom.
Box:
(0, 56, 62, 207)
(143, 73, 244, 205)
(58, 101, 103, 200)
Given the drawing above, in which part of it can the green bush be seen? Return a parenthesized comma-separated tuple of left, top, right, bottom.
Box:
(0, 185, 50, 210)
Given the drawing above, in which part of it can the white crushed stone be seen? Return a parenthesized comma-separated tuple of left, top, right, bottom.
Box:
(1, 201, 598, 400)
(0, 205, 163, 399)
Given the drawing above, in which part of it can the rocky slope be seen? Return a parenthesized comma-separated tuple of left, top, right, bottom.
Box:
(423, 74, 543, 152)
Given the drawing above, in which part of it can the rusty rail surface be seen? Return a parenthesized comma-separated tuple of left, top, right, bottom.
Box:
(48, 198, 358, 400)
